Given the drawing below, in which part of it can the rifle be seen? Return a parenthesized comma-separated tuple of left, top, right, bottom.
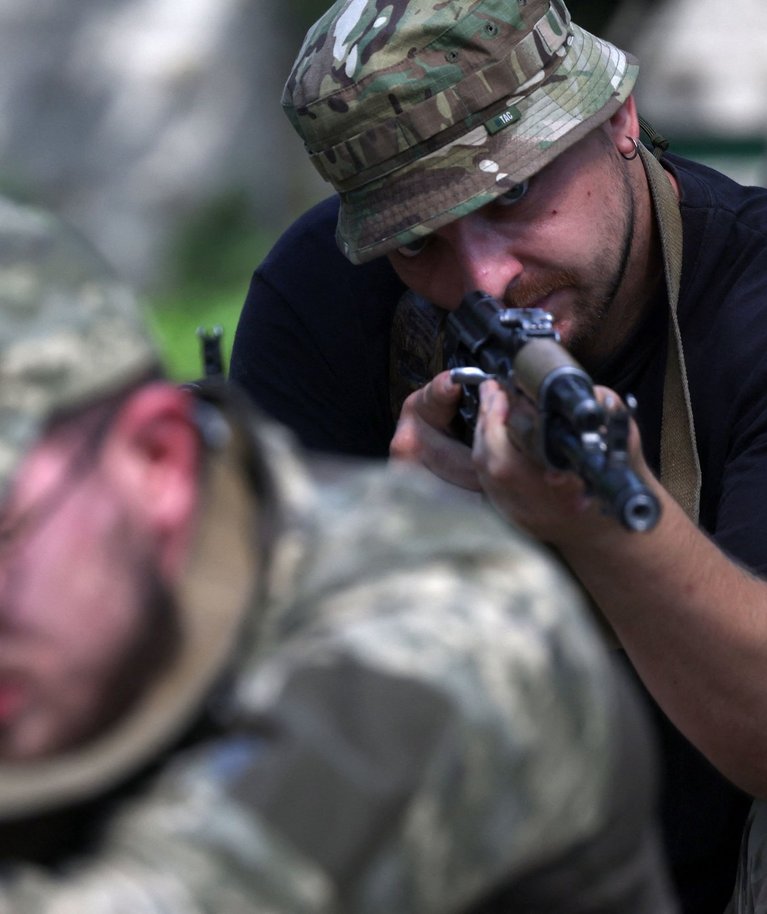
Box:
(445, 290, 660, 533)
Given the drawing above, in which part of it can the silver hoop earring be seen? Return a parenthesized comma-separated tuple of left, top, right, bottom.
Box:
(621, 137, 639, 161)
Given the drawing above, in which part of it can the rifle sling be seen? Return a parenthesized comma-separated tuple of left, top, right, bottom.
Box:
(637, 143, 700, 523)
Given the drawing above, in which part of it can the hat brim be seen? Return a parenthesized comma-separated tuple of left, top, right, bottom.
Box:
(337, 25, 638, 264)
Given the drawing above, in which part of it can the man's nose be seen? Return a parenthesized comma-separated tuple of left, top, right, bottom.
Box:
(448, 215, 524, 299)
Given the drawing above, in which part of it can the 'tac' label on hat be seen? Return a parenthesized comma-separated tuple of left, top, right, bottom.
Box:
(484, 105, 522, 136)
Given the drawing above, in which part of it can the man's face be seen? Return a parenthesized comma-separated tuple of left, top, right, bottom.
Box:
(0, 429, 176, 761)
(387, 125, 640, 369)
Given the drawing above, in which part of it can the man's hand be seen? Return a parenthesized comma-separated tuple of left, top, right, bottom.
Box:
(470, 380, 594, 541)
(390, 370, 481, 491)
(472, 380, 658, 544)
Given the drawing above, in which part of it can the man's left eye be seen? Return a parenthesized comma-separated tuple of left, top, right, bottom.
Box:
(495, 180, 529, 207)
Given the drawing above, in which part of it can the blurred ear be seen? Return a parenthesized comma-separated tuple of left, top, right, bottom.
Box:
(605, 96, 640, 158)
(100, 382, 201, 578)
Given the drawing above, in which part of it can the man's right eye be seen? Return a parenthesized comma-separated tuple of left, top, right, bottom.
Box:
(395, 236, 430, 258)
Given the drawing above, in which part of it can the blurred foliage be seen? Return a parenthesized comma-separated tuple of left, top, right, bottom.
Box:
(146, 191, 275, 382)
(146, 288, 246, 383)
(165, 191, 266, 293)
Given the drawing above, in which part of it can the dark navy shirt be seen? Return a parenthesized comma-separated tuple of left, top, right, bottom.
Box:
(230, 199, 404, 457)
(231, 153, 767, 914)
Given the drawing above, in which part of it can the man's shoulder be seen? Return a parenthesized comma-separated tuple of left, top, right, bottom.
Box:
(257, 195, 343, 278)
(282, 455, 592, 634)
(255, 194, 405, 315)
(229, 454, 625, 907)
(307, 455, 524, 554)
(274, 195, 340, 247)
(672, 152, 767, 324)
(670, 153, 767, 228)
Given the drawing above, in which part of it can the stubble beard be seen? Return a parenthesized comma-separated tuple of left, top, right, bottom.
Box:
(9, 549, 181, 762)
(506, 152, 637, 370)
(92, 561, 181, 742)
(565, 159, 637, 368)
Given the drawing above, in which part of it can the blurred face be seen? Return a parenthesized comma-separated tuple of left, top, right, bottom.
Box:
(0, 426, 176, 760)
(387, 125, 648, 370)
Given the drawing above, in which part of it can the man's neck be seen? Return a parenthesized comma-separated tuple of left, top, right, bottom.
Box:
(579, 158, 671, 373)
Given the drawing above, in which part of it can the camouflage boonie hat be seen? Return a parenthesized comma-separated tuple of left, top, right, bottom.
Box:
(0, 195, 160, 497)
(283, 0, 638, 264)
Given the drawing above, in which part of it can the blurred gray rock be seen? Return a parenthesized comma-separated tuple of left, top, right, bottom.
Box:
(629, 0, 767, 186)
(631, 0, 766, 135)
(0, 0, 326, 290)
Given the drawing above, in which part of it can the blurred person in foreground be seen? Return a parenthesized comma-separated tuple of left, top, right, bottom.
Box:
(229, 1, 767, 911)
(0, 192, 676, 911)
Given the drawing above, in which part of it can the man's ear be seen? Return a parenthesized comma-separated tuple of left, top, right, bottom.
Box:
(101, 382, 201, 577)
(605, 96, 640, 158)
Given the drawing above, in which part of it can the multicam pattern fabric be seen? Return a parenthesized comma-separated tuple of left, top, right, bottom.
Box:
(0, 196, 159, 498)
(283, 0, 638, 263)
(0, 409, 663, 911)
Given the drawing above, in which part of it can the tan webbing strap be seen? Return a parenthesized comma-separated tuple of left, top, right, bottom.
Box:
(637, 143, 701, 523)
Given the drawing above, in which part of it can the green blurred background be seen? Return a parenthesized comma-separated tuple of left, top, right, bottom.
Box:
(144, 193, 275, 382)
